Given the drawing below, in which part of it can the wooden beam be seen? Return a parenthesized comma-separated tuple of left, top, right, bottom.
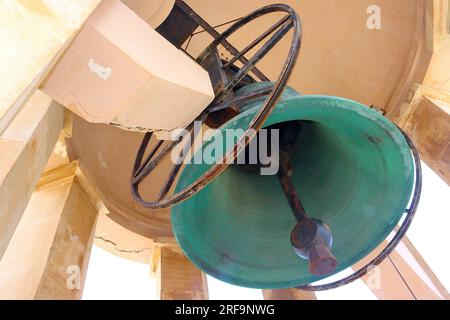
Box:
(262, 289, 316, 300)
(399, 236, 450, 299)
(0, 163, 100, 299)
(400, 91, 450, 186)
(0, 91, 63, 260)
(0, 0, 102, 136)
(151, 240, 209, 300)
(354, 238, 447, 300)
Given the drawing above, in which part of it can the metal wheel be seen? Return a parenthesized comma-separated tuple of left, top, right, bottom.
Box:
(131, 4, 302, 209)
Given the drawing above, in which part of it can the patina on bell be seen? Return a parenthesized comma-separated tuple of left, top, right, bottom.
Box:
(171, 83, 415, 289)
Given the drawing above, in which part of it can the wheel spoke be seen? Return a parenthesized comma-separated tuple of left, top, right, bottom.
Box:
(223, 15, 291, 69)
(215, 18, 293, 103)
(133, 139, 164, 179)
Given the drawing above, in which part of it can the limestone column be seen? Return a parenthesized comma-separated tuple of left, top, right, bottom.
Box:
(262, 289, 316, 300)
(0, 162, 100, 299)
(151, 238, 209, 300)
(0, 91, 63, 260)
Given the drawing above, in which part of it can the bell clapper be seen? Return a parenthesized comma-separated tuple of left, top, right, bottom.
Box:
(277, 122, 338, 276)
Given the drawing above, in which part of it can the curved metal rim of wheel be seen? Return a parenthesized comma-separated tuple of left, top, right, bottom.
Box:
(131, 3, 302, 209)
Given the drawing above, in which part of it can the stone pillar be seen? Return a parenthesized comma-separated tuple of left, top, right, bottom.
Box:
(0, 91, 63, 260)
(262, 289, 316, 300)
(151, 239, 209, 300)
(0, 162, 100, 299)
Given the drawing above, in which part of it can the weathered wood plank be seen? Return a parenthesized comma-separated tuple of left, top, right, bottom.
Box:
(262, 289, 316, 300)
(151, 241, 209, 300)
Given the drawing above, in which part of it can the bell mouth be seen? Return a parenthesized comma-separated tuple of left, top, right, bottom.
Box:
(172, 94, 415, 289)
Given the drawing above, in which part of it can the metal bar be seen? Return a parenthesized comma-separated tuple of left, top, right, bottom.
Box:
(157, 115, 205, 200)
(132, 132, 152, 174)
(131, 140, 178, 185)
(214, 19, 293, 104)
(176, 0, 270, 82)
(208, 85, 273, 113)
(158, 163, 183, 201)
(131, 110, 208, 189)
(278, 160, 308, 221)
(133, 139, 164, 179)
(201, 47, 228, 95)
(131, 112, 207, 186)
(191, 17, 244, 36)
(223, 15, 291, 69)
(276, 121, 306, 221)
(155, 1, 200, 48)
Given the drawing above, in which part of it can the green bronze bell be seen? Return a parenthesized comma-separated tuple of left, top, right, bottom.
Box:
(171, 83, 415, 289)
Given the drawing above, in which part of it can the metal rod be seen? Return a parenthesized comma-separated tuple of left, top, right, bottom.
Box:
(132, 140, 179, 185)
(223, 15, 291, 69)
(208, 85, 273, 113)
(157, 115, 206, 200)
(214, 19, 293, 104)
(297, 128, 422, 291)
(133, 139, 164, 179)
(276, 121, 307, 221)
(278, 159, 308, 221)
(176, 0, 269, 82)
(132, 132, 152, 174)
(191, 17, 244, 36)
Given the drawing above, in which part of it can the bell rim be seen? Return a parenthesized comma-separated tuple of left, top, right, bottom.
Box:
(171, 94, 415, 289)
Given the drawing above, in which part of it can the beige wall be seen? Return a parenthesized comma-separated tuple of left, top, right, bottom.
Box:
(185, 0, 421, 109)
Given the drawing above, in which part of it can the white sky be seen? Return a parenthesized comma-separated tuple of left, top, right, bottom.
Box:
(82, 245, 264, 300)
(406, 162, 450, 292)
(82, 245, 158, 300)
(82, 162, 450, 300)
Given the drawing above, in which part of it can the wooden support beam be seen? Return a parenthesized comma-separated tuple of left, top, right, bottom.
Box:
(0, 0, 102, 136)
(262, 289, 316, 300)
(399, 87, 450, 186)
(354, 238, 447, 300)
(151, 239, 209, 300)
(0, 91, 63, 260)
(0, 162, 100, 299)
